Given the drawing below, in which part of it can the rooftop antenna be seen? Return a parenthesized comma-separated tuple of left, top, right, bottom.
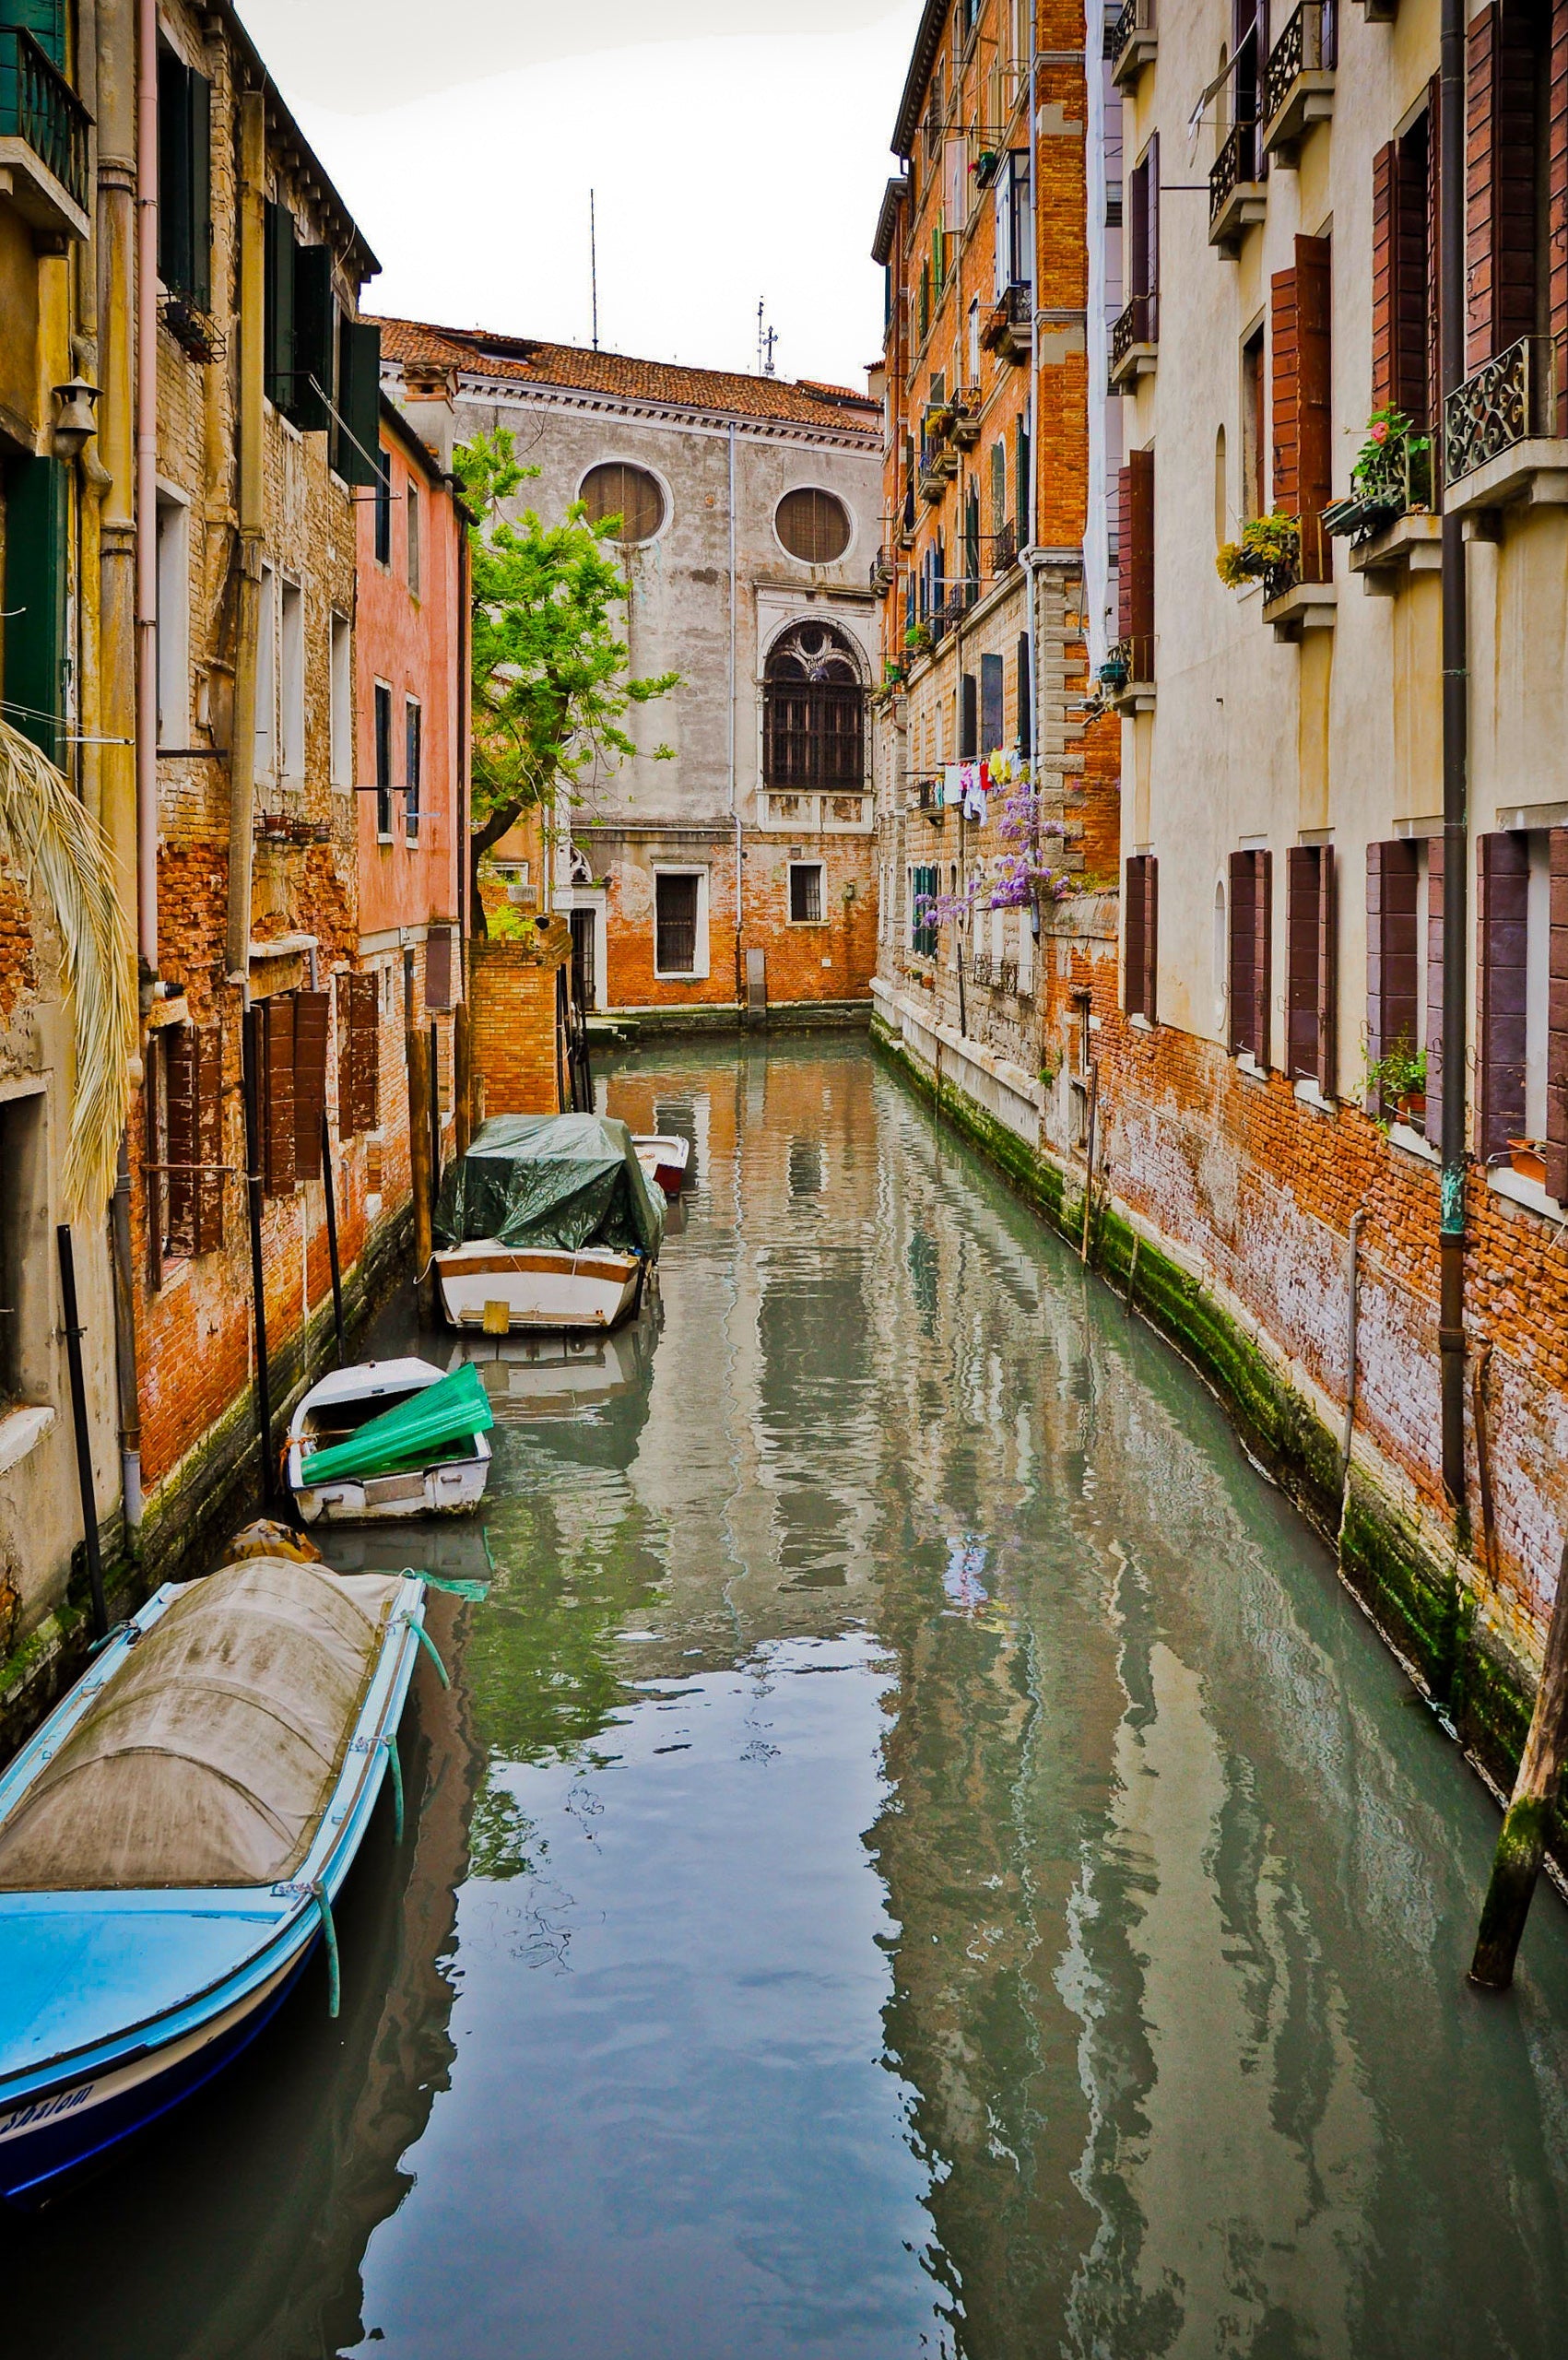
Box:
(590, 189, 599, 352)
(757, 299, 777, 378)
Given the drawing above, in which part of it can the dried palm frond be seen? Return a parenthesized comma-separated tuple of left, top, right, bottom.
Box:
(0, 719, 136, 1214)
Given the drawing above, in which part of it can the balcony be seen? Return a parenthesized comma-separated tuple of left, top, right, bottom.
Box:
(1322, 432, 1440, 591)
(1262, 1, 1336, 166)
(1100, 634, 1155, 713)
(991, 519, 1019, 575)
(1208, 123, 1267, 255)
(950, 389, 983, 449)
(0, 30, 91, 247)
(980, 283, 1032, 364)
(1109, 293, 1159, 391)
(1108, 0, 1157, 90)
(869, 548, 895, 595)
(1444, 336, 1568, 515)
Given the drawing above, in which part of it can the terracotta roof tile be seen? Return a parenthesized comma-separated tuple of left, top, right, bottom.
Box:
(372, 316, 880, 432)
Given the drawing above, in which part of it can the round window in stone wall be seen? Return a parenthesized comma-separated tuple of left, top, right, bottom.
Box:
(775, 486, 852, 564)
(580, 462, 666, 543)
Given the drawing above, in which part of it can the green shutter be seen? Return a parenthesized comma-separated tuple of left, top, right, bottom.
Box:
(336, 317, 382, 488)
(189, 69, 211, 310)
(1014, 416, 1029, 545)
(3, 454, 67, 767)
(290, 246, 334, 432)
(0, 2, 65, 66)
(157, 46, 192, 297)
(265, 200, 296, 407)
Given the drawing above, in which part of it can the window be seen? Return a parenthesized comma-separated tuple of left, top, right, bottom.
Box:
(1467, 1, 1554, 370)
(1126, 135, 1160, 339)
(332, 313, 382, 488)
(1228, 848, 1273, 1067)
(373, 680, 393, 838)
(1115, 448, 1154, 677)
(762, 620, 865, 788)
(1366, 838, 1428, 1118)
(993, 148, 1032, 297)
(580, 462, 665, 543)
(775, 488, 852, 564)
(989, 439, 1007, 539)
(1270, 237, 1332, 583)
(147, 1025, 223, 1280)
(407, 481, 421, 599)
(337, 969, 380, 1135)
(911, 864, 939, 959)
(1477, 829, 1568, 1191)
(0, 1092, 43, 1405)
(1014, 413, 1030, 544)
(967, 295, 981, 384)
(330, 613, 351, 788)
(1372, 112, 1433, 429)
(789, 862, 824, 924)
(1285, 845, 1337, 1094)
(279, 579, 304, 783)
(256, 564, 277, 783)
(980, 653, 1004, 756)
(373, 451, 392, 566)
(654, 871, 704, 977)
(1, 453, 66, 767)
(1241, 326, 1266, 520)
(959, 672, 978, 759)
(404, 697, 421, 845)
(155, 493, 189, 748)
(157, 42, 211, 310)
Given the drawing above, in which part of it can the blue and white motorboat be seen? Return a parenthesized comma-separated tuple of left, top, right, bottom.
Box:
(0, 1552, 429, 2208)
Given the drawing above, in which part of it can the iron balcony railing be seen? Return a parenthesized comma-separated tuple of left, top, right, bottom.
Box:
(1111, 293, 1159, 374)
(992, 518, 1019, 573)
(1102, 633, 1155, 690)
(1107, 0, 1155, 77)
(1263, 0, 1336, 126)
(0, 30, 90, 214)
(1444, 335, 1558, 486)
(1209, 120, 1263, 228)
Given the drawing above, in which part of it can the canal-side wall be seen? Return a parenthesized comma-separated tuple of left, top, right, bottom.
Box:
(870, 974, 1566, 1873)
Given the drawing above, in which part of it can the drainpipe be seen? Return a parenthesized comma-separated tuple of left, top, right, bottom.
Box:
(728, 418, 742, 1005)
(1438, 0, 1469, 1513)
(111, 1133, 142, 1528)
(96, 0, 137, 926)
(226, 90, 266, 979)
(135, 0, 158, 972)
(1024, 3, 1039, 775)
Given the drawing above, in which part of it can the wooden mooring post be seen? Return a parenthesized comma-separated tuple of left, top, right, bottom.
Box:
(1470, 1541, 1568, 1990)
(321, 1110, 345, 1366)
(407, 1027, 435, 1324)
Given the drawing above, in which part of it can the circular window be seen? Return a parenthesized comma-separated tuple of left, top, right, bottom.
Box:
(580, 462, 666, 543)
(775, 487, 852, 564)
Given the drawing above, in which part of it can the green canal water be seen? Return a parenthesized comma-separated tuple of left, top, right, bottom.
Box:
(14, 1037, 1568, 2357)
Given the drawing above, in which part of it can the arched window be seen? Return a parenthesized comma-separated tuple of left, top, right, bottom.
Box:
(579, 462, 666, 543)
(763, 621, 865, 789)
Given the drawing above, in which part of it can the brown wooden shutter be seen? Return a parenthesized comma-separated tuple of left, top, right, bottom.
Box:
(1148, 131, 1160, 303)
(1271, 261, 1300, 518)
(1316, 842, 1337, 1098)
(1552, 0, 1568, 387)
(1397, 124, 1432, 426)
(336, 971, 359, 1134)
(1297, 237, 1332, 581)
(1425, 832, 1445, 1143)
(292, 988, 330, 1179)
(1547, 827, 1568, 1202)
(195, 1025, 224, 1253)
(1126, 856, 1152, 1019)
(426, 925, 454, 1012)
(1229, 850, 1256, 1056)
(1116, 464, 1133, 640)
(165, 1025, 198, 1257)
(1477, 831, 1529, 1159)
(1126, 446, 1154, 674)
(1372, 142, 1398, 413)
(1465, 6, 1536, 370)
(1253, 848, 1273, 1071)
(1467, 6, 1500, 372)
(260, 995, 297, 1197)
(1142, 854, 1158, 1023)
(1287, 846, 1319, 1080)
(355, 970, 381, 1131)
(1366, 839, 1420, 1111)
(1427, 75, 1444, 449)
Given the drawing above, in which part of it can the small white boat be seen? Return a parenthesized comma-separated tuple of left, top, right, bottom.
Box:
(631, 1134, 690, 1198)
(433, 1244, 643, 1335)
(286, 1358, 492, 1524)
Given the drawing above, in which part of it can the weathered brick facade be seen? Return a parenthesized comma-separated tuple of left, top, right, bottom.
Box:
(468, 930, 569, 1119)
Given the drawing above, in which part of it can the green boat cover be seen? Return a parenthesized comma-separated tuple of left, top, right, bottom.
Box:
(298, 1361, 495, 1487)
(433, 1113, 665, 1259)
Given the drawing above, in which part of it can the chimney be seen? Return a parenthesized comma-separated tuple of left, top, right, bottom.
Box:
(400, 361, 457, 472)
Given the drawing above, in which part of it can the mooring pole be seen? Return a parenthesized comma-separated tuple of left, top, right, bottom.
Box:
(55, 1225, 107, 1642)
(407, 1026, 435, 1324)
(1470, 1543, 1568, 1990)
(428, 1017, 442, 1207)
(321, 1109, 345, 1367)
(454, 997, 473, 1160)
(1080, 1061, 1100, 1265)
(242, 1005, 275, 1507)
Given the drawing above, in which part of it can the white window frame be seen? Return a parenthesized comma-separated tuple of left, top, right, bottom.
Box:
(787, 859, 826, 926)
(372, 677, 395, 843)
(255, 563, 277, 785)
(279, 576, 305, 784)
(407, 480, 421, 600)
(154, 487, 190, 749)
(404, 693, 422, 847)
(652, 865, 709, 981)
(329, 612, 352, 789)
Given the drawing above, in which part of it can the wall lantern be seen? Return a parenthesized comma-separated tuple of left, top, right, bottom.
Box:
(52, 378, 100, 459)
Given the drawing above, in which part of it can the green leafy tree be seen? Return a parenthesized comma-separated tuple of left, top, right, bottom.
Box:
(454, 430, 678, 931)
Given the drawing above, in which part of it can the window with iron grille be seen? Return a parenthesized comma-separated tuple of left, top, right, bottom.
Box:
(789, 862, 824, 924)
(580, 462, 666, 543)
(373, 451, 392, 565)
(775, 487, 852, 564)
(763, 620, 864, 789)
(655, 873, 701, 975)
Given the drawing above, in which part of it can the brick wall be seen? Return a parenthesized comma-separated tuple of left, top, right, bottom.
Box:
(469, 930, 567, 1116)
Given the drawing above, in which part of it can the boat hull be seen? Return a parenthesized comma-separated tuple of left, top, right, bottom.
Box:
(287, 1444, 490, 1524)
(434, 1245, 643, 1333)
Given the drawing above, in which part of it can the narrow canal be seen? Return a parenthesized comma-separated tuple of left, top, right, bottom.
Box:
(14, 1037, 1568, 2357)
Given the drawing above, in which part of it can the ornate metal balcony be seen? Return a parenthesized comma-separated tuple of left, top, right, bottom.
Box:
(1444, 336, 1557, 490)
(0, 29, 91, 244)
(980, 282, 1032, 363)
(1109, 0, 1157, 90)
(1263, 0, 1336, 164)
(1109, 292, 1159, 389)
(1208, 122, 1267, 254)
(992, 519, 1019, 574)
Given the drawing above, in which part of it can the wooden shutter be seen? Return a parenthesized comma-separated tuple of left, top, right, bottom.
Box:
(335, 317, 383, 488)
(1316, 843, 1337, 1097)
(337, 969, 380, 1135)
(1372, 142, 1398, 412)
(1271, 260, 1300, 516)
(1477, 831, 1529, 1159)
(1547, 828, 1568, 1202)
(195, 1025, 224, 1253)
(1252, 849, 1273, 1070)
(2, 454, 67, 766)
(1276, 238, 1332, 580)
(960, 672, 978, 759)
(980, 652, 1004, 753)
(1366, 839, 1420, 1111)
(1229, 850, 1256, 1056)
(290, 246, 334, 433)
(426, 926, 454, 1012)
(1287, 846, 1321, 1081)
(165, 1026, 199, 1257)
(1129, 151, 1149, 303)
(1118, 446, 1154, 671)
(189, 69, 211, 312)
(1148, 131, 1161, 303)
(258, 996, 297, 1196)
(1375, 133, 1432, 424)
(1467, 6, 1539, 371)
(1126, 856, 1147, 1018)
(1130, 854, 1159, 1023)
(1116, 465, 1133, 639)
(264, 200, 295, 408)
(1016, 632, 1032, 754)
(1553, 0, 1568, 380)
(292, 989, 330, 1179)
(1425, 832, 1446, 1144)
(1427, 76, 1444, 449)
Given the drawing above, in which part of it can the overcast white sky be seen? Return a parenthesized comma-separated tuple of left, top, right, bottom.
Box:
(236, 0, 923, 389)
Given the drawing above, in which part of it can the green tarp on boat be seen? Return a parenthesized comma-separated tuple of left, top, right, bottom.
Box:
(432, 1114, 665, 1259)
(298, 1362, 494, 1487)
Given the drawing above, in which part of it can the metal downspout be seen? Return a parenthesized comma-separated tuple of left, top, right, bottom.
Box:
(134, 0, 157, 972)
(226, 91, 266, 979)
(729, 419, 741, 1005)
(1438, 0, 1469, 1515)
(1024, 6, 1039, 776)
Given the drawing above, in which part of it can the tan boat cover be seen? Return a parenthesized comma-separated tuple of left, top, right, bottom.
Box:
(0, 1558, 407, 1893)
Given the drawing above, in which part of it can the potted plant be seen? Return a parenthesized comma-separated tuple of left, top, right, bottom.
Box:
(1362, 1039, 1427, 1132)
(1098, 650, 1130, 691)
(905, 621, 933, 655)
(1507, 1139, 1548, 1186)
(973, 148, 1002, 187)
(1216, 512, 1302, 602)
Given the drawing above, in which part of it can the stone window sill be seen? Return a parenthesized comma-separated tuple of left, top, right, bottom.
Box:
(1235, 1052, 1268, 1084)
(1488, 1164, 1564, 1220)
(1292, 1076, 1337, 1116)
(0, 1404, 55, 1480)
(1128, 1011, 1156, 1032)
(1390, 1121, 1438, 1165)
